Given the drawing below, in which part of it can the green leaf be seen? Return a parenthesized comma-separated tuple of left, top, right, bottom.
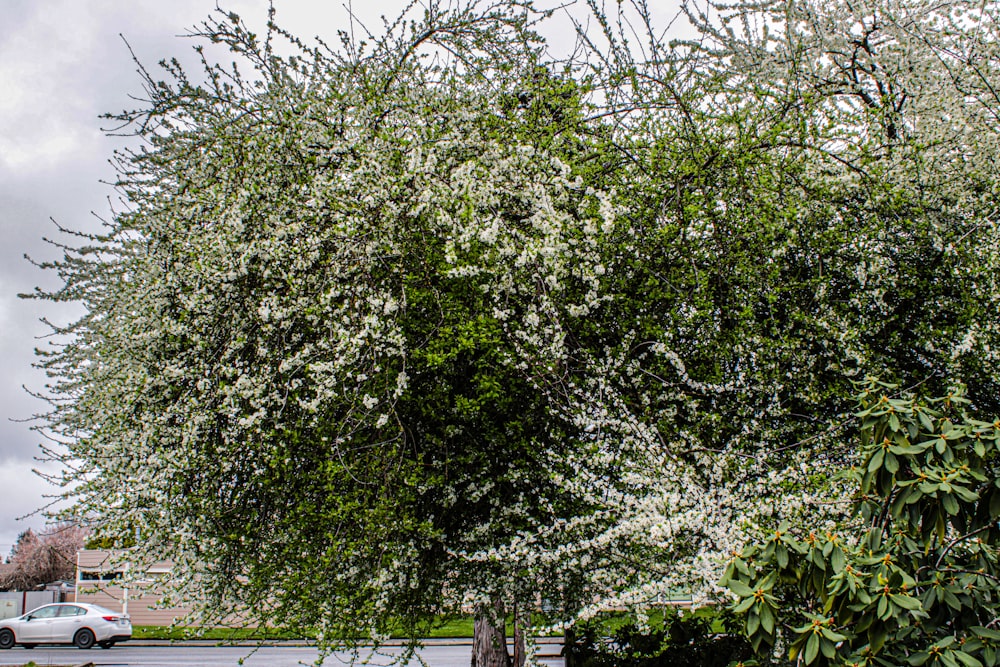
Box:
(920, 481, 940, 494)
(758, 571, 778, 591)
(890, 593, 922, 611)
(759, 603, 775, 634)
(727, 580, 754, 597)
(953, 651, 983, 667)
(821, 636, 836, 659)
(941, 651, 960, 667)
(918, 410, 936, 433)
(891, 442, 921, 455)
(877, 594, 889, 619)
(973, 439, 986, 457)
(777, 544, 789, 569)
(831, 547, 846, 574)
(868, 447, 886, 472)
(942, 493, 960, 515)
(952, 486, 979, 503)
(973, 626, 1000, 641)
(805, 632, 820, 665)
(820, 627, 847, 642)
(870, 623, 888, 654)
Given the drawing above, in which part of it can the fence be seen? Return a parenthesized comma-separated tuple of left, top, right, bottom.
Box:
(0, 590, 61, 619)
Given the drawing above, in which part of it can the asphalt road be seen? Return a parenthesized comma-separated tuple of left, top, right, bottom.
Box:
(0, 640, 565, 666)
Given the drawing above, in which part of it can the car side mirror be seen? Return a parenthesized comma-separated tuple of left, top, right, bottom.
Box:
(24, 615, 33, 621)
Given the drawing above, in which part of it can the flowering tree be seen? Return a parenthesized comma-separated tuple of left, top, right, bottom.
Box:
(26, 0, 1000, 663)
(29, 3, 631, 664)
(526, 0, 1000, 612)
(1, 524, 88, 591)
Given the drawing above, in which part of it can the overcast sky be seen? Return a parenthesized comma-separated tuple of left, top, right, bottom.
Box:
(0, 0, 687, 558)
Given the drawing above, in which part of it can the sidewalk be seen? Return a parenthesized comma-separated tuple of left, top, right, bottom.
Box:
(128, 636, 564, 646)
(126, 636, 566, 657)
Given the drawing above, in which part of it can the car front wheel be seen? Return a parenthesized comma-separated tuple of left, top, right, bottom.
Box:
(0, 628, 13, 650)
(74, 628, 96, 649)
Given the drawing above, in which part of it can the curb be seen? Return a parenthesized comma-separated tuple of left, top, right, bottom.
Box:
(127, 636, 564, 648)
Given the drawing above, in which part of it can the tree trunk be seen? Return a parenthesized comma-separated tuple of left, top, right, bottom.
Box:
(471, 600, 511, 667)
(512, 604, 526, 667)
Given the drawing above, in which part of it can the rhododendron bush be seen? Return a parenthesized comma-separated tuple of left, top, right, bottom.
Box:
(27, 0, 1000, 664)
(722, 381, 1000, 667)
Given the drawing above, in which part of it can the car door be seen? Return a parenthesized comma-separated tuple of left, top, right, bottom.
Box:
(49, 605, 87, 643)
(18, 605, 59, 643)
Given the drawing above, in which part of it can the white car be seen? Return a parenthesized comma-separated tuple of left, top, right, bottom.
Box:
(0, 602, 131, 650)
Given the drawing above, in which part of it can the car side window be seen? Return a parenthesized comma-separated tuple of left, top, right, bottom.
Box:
(57, 605, 86, 617)
(28, 606, 59, 619)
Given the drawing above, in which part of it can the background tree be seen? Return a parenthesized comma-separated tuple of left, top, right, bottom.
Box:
(1, 524, 88, 591)
(4, 529, 38, 568)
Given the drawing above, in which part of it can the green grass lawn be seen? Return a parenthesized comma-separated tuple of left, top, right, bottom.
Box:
(132, 616, 478, 641)
(132, 614, 571, 641)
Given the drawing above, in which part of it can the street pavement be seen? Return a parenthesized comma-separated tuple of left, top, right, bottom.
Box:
(0, 637, 565, 666)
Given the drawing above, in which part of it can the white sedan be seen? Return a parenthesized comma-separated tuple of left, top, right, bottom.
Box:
(0, 602, 131, 650)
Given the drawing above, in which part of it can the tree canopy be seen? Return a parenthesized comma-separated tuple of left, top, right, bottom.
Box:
(27, 0, 1000, 663)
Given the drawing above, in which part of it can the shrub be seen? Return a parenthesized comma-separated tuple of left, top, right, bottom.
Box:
(564, 607, 758, 667)
(723, 379, 1000, 666)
